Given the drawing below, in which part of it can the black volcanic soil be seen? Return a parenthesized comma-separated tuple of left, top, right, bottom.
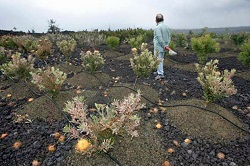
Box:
(0, 43, 250, 166)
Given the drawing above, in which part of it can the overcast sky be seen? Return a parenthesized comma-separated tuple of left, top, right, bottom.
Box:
(0, 0, 250, 33)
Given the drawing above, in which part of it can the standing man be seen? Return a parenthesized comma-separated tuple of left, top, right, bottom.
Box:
(153, 14, 171, 80)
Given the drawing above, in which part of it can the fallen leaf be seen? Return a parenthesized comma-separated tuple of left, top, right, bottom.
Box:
(1, 133, 8, 139)
(184, 138, 192, 144)
(170, 91, 176, 95)
(103, 91, 108, 97)
(48, 144, 56, 152)
(167, 148, 175, 153)
(8, 102, 14, 107)
(156, 123, 162, 129)
(232, 105, 238, 110)
(173, 140, 180, 147)
(13, 141, 22, 149)
(160, 107, 167, 112)
(32, 160, 41, 166)
(53, 132, 61, 139)
(162, 160, 171, 166)
(28, 98, 34, 102)
(153, 108, 158, 113)
(58, 135, 65, 143)
(217, 152, 225, 159)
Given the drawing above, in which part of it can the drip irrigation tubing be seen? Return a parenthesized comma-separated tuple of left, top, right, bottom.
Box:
(4, 75, 123, 166)
(90, 72, 250, 135)
(105, 152, 123, 166)
(3, 66, 249, 166)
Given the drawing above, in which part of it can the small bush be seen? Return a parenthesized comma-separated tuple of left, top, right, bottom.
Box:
(231, 32, 248, 49)
(30, 66, 67, 97)
(168, 41, 176, 51)
(81, 50, 105, 73)
(128, 35, 144, 49)
(72, 31, 106, 49)
(196, 59, 237, 103)
(63, 91, 144, 155)
(0, 52, 35, 79)
(45, 33, 72, 46)
(175, 33, 188, 47)
(56, 39, 77, 63)
(105, 36, 120, 50)
(13, 35, 38, 53)
(0, 47, 12, 65)
(191, 34, 220, 64)
(0, 35, 18, 49)
(35, 37, 53, 60)
(238, 39, 250, 67)
(130, 43, 160, 78)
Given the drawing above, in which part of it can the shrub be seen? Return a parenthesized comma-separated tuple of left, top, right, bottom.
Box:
(195, 59, 237, 103)
(105, 36, 120, 50)
(191, 34, 220, 64)
(0, 52, 35, 79)
(63, 91, 144, 155)
(72, 31, 106, 49)
(0, 47, 11, 65)
(13, 35, 38, 53)
(130, 43, 160, 78)
(0, 35, 18, 49)
(175, 33, 188, 47)
(238, 39, 250, 67)
(128, 35, 144, 49)
(231, 32, 248, 49)
(35, 37, 53, 60)
(168, 41, 176, 51)
(81, 50, 105, 73)
(56, 39, 77, 63)
(30, 66, 67, 97)
(45, 33, 72, 46)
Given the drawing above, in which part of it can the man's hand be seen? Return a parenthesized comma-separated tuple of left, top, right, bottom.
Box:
(164, 46, 171, 50)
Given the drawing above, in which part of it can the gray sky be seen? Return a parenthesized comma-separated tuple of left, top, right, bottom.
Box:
(0, 0, 250, 33)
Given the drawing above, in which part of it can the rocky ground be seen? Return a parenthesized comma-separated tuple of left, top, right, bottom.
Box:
(0, 43, 250, 166)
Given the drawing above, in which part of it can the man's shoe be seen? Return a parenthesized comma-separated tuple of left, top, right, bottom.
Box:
(155, 75, 165, 80)
(153, 72, 158, 75)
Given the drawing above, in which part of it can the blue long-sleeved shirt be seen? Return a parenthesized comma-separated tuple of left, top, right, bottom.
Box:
(153, 21, 171, 52)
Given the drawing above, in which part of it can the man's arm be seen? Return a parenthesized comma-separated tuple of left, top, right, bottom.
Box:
(154, 27, 165, 48)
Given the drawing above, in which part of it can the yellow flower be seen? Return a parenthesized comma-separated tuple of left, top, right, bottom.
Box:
(131, 48, 137, 54)
(75, 139, 90, 152)
(86, 51, 91, 55)
(94, 50, 99, 54)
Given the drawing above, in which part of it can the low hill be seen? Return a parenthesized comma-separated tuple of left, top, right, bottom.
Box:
(171, 26, 250, 35)
(1, 26, 250, 36)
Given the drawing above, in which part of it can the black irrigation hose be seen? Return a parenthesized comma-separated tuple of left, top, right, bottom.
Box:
(105, 152, 123, 166)
(111, 84, 250, 134)
(5, 68, 250, 165)
(5, 76, 123, 166)
(89, 72, 250, 135)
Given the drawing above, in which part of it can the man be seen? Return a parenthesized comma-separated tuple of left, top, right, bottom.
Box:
(153, 14, 171, 80)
